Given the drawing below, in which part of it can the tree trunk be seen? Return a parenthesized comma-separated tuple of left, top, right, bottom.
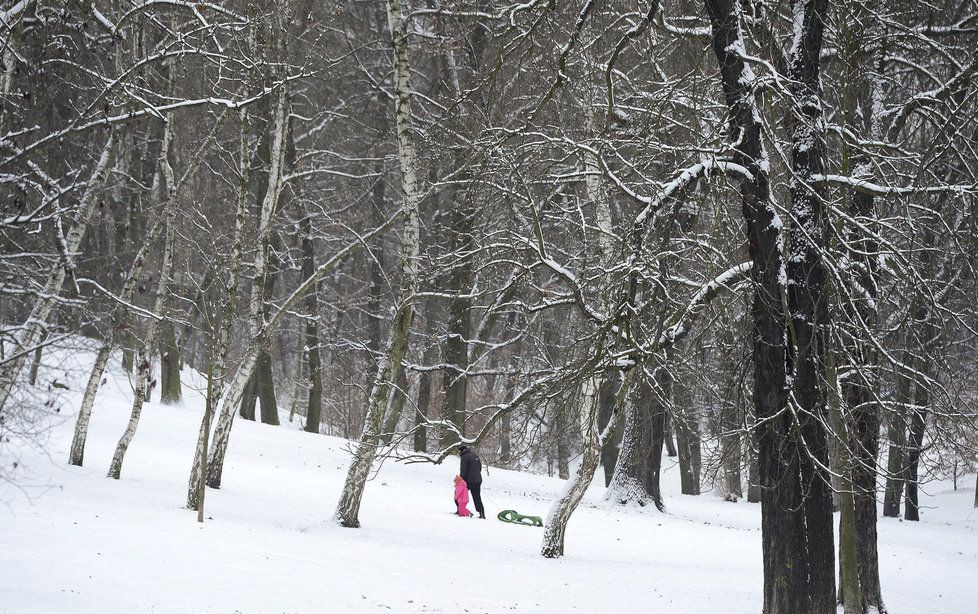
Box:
(413, 354, 434, 453)
(108, 208, 176, 479)
(27, 333, 45, 386)
(704, 1, 809, 611)
(598, 375, 622, 486)
(904, 373, 930, 521)
(256, 348, 279, 426)
(380, 364, 409, 444)
(334, 0, 422, 529)
(720, 392, 743, 499)
(674, 377, 701, 496)
(647, 369, 668, 510)
(784, 0, 835, 607)
(301, 217, 323, 434)
(663, 413, 678, 457)
(747, 443, 761, 503)
(159, 318, 182, 405)
(606, 376, 654, 507)
(542, 372, 624, 557)
(882, 357, 912, 517)
(0, 133, 116, 416)
(828, 342, 863, 614)
(239, 372, 258, 420)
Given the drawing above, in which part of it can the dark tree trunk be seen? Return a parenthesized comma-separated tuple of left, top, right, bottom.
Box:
(903, 376, 929, 522)
(160, 319, 182, 404)
(598, 374, 622, 486)
(301, 217, 323, 434)
(647, 369, 669, 511)
(414, 367, 431, 453)
(663, 413, 678, 457)
(720, 392, 743, 499)
(747, 444, 761, 503)
(256, 348, 279, 426)
(674, 377, 701, 495)
(883, 353, 913, 517)
(784, 0, 835, 607)
(239, 371, 258, 420)
(704, 1, 812, 610)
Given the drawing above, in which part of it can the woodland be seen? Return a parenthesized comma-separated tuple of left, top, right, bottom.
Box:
(2, 1, 977, 613)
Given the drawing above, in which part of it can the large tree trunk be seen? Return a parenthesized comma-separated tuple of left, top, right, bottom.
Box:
(334, 0, 422, 529)
(784, 0, 835, 611)
(606, 375, 657, 507)
(0, 133, 116, 416)
(704, 1, 810, 611)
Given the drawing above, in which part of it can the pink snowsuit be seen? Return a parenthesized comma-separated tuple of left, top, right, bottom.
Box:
(454, 475, 472, 517)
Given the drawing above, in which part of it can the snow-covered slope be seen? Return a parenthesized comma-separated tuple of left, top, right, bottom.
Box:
(1, 344, 976, 613)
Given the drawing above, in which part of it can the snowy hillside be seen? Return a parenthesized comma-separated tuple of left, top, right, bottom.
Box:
(2, 345, 976, 613)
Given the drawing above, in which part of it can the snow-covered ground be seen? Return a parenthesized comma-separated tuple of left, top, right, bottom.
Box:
(2, 343, 976, 613)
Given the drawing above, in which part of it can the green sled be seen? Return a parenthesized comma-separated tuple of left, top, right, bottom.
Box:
(496, 509, 543, 527)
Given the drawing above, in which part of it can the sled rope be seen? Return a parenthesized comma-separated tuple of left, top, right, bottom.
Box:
(496, 509, 543, 527)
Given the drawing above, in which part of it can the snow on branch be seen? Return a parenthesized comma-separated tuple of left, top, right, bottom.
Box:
(812, 174, 977, 196)
(649, 261, 752, 350)
(634, 159, 754, 224)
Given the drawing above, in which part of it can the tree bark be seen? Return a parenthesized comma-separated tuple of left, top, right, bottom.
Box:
(301, 216, 323, 434)
(883, 354, 912, 517)
(674, 377, 701, 496)
(784, 0, 835, 610)
(704, 1, 808, 611)
(334, 0, 422, 528)
(159, 318, 182, 405)
(598, 375, 622, 486)
(541, 371, 625, 557)
(256, 348, 279, 426)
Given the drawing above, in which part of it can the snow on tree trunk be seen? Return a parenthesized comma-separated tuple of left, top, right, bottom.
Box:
(334, 0, 422, 529)
(606, 377, 654, 507)
(541, 373, 617, 558)
(703, 1, 807, 611)
(0, 133, 116, 417)
(785, 0, 835, 609)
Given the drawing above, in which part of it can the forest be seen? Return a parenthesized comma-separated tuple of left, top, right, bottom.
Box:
(2, 1, 977, 613)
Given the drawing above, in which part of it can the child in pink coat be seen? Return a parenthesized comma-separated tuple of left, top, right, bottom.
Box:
(454, 475, 473, 517)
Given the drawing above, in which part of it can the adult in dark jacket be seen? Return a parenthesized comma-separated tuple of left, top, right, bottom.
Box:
(459, 445, 485, 519)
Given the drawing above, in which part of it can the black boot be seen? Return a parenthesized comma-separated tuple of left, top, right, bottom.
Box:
(479, 513, 486, 519)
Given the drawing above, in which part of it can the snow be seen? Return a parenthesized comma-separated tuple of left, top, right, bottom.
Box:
(2, 343, 977, 613)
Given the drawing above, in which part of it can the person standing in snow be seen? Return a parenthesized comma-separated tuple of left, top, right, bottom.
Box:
(454, 475, 473, 517)
(459, 445, 485, 519)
